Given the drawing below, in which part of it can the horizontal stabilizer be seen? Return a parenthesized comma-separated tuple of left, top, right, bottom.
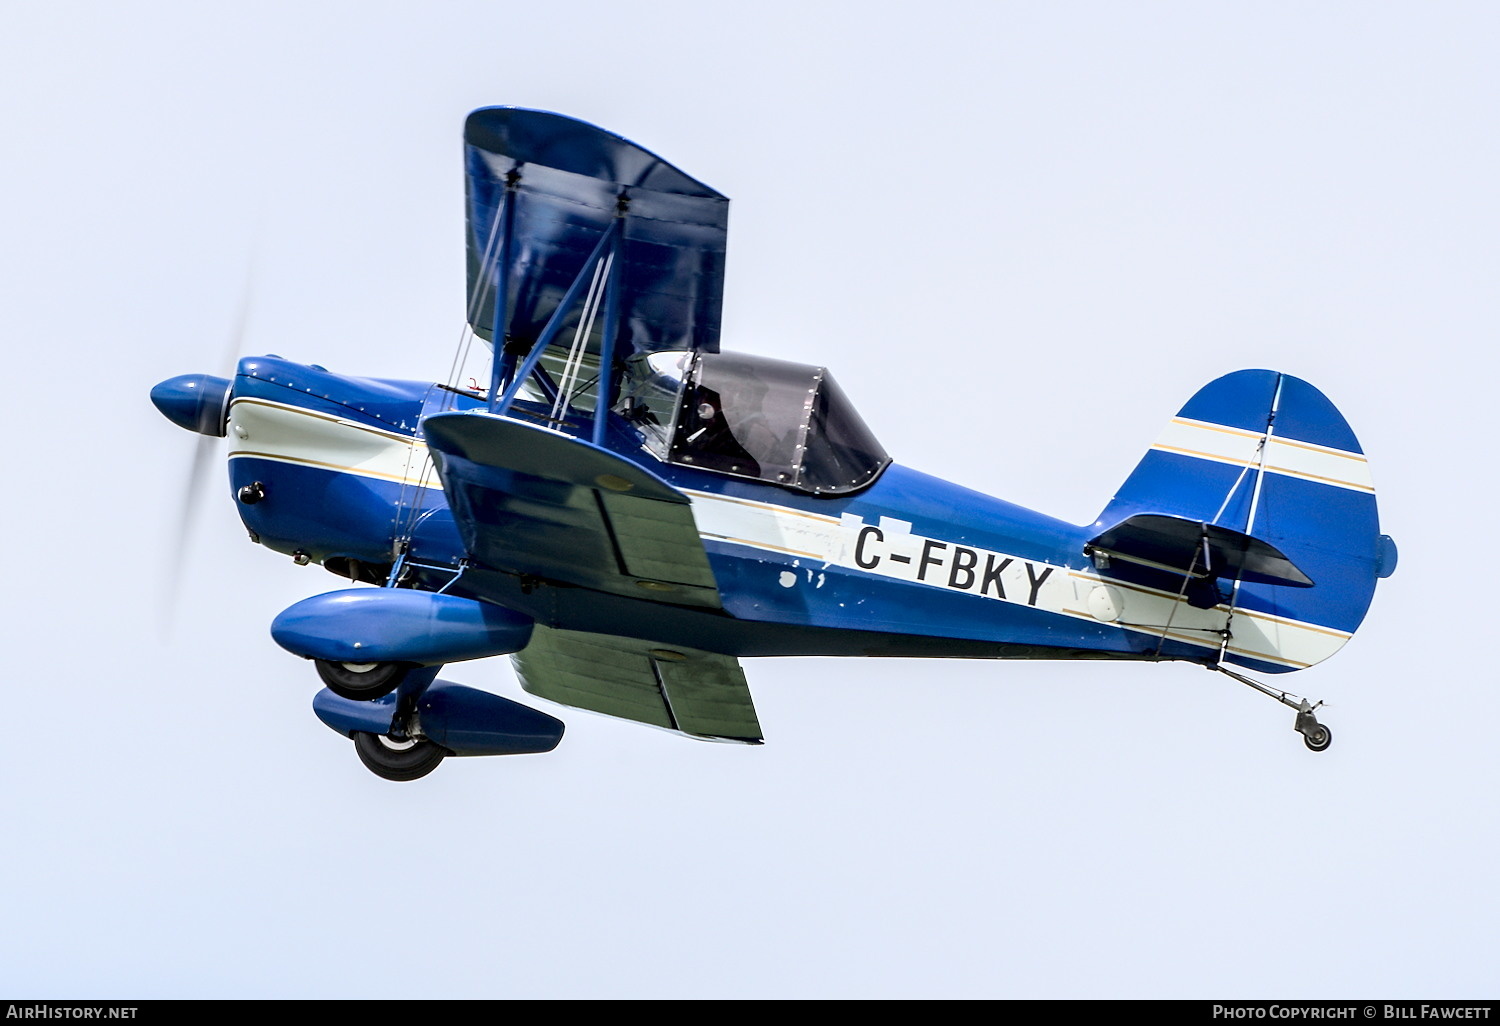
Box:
(513, 625, 762, 743)
(1087, 514, 1313, 589)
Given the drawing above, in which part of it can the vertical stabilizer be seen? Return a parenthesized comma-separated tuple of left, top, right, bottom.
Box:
(1093, 370, 1396, 673)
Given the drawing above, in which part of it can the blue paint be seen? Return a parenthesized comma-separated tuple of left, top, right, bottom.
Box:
(271, 589, 534, 665)
(235, 356, 432, 434)
(150, 373, 231, 436)
(313, 682, 564, 757)
(464, 107, 728, 361)
(1176, 368, 1279, 435)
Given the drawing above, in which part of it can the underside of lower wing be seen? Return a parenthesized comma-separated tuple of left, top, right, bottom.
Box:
(513, 625, 762, 743)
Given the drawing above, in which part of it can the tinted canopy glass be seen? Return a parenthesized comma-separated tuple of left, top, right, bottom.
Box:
(663, 351, 889, 495)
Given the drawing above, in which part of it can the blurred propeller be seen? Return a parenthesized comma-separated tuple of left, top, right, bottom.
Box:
(158, 275, 253, 637)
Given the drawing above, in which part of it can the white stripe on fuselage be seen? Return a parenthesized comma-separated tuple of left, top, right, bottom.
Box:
(227, 397, 437, 488)
(682, 488, 1350, 669)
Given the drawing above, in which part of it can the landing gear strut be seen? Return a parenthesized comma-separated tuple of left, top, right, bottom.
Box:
(352, 664, 447, 780)
(1211, 664, 1333, 752)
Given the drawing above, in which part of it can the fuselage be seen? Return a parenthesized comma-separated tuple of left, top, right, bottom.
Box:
(224, 356, 1341, 672)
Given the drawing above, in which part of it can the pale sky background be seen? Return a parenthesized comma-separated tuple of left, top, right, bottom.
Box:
(2, 1, 1493, 999)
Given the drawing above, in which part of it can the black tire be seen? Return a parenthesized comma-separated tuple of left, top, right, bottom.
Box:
(353, 732, 448, 782)
(1303, 724, 1333, 752)
(315, 659, 409, 701)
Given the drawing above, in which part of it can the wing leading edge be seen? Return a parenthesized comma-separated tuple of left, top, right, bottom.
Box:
(423, 411, 722, 609)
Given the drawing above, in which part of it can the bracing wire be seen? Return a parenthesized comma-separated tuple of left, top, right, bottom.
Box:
(1152, 531, 1205, 660)
(550, 251, 611, 425)
(445, 193, 509, 400)
(391, 185, 510, 555)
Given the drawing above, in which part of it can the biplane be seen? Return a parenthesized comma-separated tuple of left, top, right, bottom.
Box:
(151, 107, 1397, 780)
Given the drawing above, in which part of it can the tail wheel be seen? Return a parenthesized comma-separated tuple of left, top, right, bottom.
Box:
(315, 659, 409, 701)
(1303, 724, 1333, 752)
(353, 732, 448, 781)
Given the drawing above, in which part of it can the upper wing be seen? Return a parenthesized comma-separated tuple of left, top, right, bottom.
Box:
(423, 410, 722, 609)
(464, 107, 729, 362)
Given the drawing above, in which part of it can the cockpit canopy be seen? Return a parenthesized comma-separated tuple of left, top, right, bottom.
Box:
(620, 350, 890, 496)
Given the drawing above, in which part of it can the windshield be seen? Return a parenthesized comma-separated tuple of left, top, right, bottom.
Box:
(622, 350, 888, 495)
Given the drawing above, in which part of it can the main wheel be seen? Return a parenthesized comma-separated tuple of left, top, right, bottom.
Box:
(1303, 724, 1333, 752)
(353, 732, 448, 781)
(315, 659, 409, 701)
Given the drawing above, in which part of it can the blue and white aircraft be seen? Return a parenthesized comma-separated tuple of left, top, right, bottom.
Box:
(151, 107, 1398, 780)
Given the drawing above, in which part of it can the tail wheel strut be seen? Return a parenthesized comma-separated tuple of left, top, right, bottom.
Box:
(1210, 664, 1333, 753)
